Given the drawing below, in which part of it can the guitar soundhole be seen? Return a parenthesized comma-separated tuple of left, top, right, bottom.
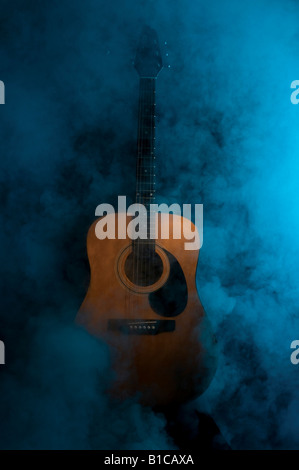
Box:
(124, 249, 164, 287)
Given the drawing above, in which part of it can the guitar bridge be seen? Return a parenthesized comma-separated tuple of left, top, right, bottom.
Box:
(107, 319, 175, 335)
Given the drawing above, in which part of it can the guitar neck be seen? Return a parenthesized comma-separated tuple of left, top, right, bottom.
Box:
(136, 77, 156, 208)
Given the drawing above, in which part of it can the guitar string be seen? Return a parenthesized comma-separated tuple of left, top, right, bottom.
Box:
(149, 77, 154, 287)
(146, 78, 154, 288)
(145, 78, 150, 286)
(132, 76, 141, 307)
(136, 78, 143, 289)
(148, 77, 152, 288)
(131, 80, 137, 317)
(143, 78, 149, 287)
(152, 78, 157, 286)
(134, 77, 142, 289)
(148, 78, 156, 287)
(136, 77, 144, 291)
(144, 78, 150, 284)
(140, 78, 149, 289)
(140, 79, 144, 288)
(153, 78, 156, 283)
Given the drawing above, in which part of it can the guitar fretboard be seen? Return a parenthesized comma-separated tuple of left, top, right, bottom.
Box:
(134, 77, 157, 252)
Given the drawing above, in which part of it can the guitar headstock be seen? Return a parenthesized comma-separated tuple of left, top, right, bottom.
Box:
(134, 26, 163, 78)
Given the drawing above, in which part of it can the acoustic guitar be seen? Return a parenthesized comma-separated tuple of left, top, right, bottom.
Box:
(76, 26, 217, 407)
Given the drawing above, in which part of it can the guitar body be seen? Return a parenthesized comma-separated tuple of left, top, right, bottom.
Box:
(76, 213, 217, 407)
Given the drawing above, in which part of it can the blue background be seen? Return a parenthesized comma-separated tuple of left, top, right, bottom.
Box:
(0, 0, 299, 449)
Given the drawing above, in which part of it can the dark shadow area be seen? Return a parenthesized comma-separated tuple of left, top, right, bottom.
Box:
(160, 406, 231, 450)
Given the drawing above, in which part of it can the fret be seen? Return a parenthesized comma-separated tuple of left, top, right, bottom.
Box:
(136, 197, 156, 200)
(138, 167, 155, 170)
(137, 158, 155, 161)
(136, 192, 155, 195)
(136, 180, 155, 183)
(136, 174, 155, 179)
(136, 178, 156, 181)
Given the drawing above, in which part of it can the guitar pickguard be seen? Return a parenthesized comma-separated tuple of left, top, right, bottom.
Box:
(149, 250, 188, 317)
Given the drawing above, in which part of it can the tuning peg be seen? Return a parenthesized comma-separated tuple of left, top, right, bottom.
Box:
(164, 51, 171, 69)
(163, 42, 171, 69)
